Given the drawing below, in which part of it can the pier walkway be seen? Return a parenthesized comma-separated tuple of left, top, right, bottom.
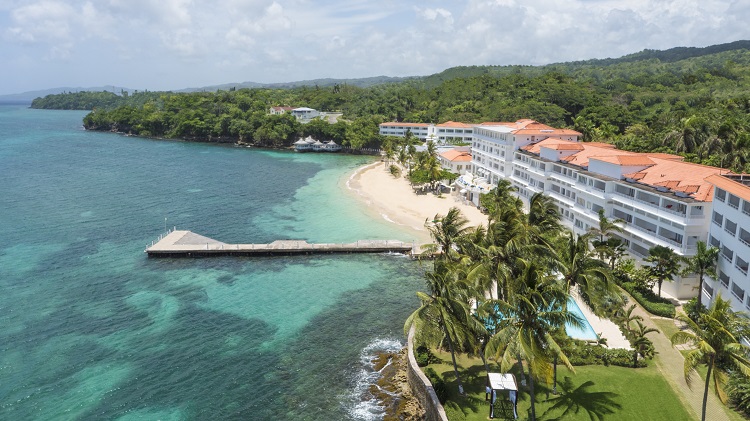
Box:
(145, 230, 419, 257)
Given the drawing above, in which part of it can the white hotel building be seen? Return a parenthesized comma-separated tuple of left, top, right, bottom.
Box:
(379, 121, 474, 144)
(466, 119, 728, 299)
(703, 175, 750, 313)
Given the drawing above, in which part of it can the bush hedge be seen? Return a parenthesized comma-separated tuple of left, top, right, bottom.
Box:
(621, 282, 676, 318)
(566, 340, 647, 368)
(415, 345, 436, 367)
(424, 367, 448, 404)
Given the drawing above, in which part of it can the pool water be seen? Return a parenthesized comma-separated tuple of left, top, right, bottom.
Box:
(566, 298, 599, 341)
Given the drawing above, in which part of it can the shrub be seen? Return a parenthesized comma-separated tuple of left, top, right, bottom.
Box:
(424, 367, 448, 404)
(443, 400, 467, 421)
(566, 340, 647, 368)
(683, 298, 706, 322)
(621, 282, 676, 318)
(729, 372, 750, 417)
(415, 345, 435, 367)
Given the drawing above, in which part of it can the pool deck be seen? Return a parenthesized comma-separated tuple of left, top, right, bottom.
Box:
(571, 293, 631, 350)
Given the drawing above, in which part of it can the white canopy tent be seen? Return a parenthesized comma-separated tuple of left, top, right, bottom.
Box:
(487, 373, 518, 419)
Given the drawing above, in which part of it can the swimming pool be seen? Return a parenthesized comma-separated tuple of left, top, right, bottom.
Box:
(565, 298, 599, 341)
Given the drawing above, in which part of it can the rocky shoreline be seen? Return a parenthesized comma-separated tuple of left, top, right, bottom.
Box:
(372, 349, 425, 420)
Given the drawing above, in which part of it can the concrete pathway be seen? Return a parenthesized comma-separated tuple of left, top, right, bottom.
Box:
(623, 291, 732, 421)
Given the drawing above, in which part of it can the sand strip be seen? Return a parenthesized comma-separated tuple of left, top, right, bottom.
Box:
(345, 162, 488, 244)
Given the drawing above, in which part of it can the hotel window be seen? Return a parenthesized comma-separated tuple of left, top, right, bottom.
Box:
(704, 282, 714, 299)
(736, 256, 749, 275)
(716, 188, 726, 202)
(729, 194, 741, 209)
(713, 211, 724, 227)
(726, 219, 738, 236)
(722, 245, 734, 263)
(719, 271, 730, 288)
(732, 282, 745, 302)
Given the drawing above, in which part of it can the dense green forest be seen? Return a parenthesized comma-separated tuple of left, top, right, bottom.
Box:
(34, 41, 750, 169)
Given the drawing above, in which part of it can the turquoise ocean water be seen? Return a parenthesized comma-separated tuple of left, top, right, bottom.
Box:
(0, 105, 424, 420)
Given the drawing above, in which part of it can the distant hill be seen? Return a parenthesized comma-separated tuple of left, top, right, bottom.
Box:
(179, 75, 417, 92)
(0, 86, 134, 103)
(420, 40, 750, 87)
(17, 39, 750, 106)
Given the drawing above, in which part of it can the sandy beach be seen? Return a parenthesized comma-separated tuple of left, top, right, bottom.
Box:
(346, 162, 489, 244)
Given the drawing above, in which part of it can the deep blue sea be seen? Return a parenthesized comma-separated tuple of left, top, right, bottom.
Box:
(0, 105, 424, 420)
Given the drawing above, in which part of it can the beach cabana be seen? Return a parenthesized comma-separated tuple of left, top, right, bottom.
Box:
(312, 140, 325, 151)
(325, 141, 341, 152)
(294, 139, 312, 152)
(487, 372, 518, 419)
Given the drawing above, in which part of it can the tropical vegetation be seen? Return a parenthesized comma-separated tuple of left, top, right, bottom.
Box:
(25, 41, 750, 172)
(671, 295, 750, 421)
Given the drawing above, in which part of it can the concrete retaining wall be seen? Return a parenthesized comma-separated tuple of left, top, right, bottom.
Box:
(406, 325, 449, 421)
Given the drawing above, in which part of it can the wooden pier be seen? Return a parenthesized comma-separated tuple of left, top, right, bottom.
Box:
(145, 230, 419, 257)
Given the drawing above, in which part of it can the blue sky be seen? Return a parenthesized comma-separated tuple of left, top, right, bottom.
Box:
(1, 0, 748, 95)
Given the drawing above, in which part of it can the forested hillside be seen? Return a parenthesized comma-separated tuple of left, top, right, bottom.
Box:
(48, 41, 750, 170)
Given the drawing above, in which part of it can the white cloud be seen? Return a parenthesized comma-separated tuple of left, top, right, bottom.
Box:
(1, 0, 749, 94)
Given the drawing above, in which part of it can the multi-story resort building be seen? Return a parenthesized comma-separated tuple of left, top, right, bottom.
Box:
(379, 121, 474, 144)
(704, 174, 750, 313)
(463, 119, 728, 299)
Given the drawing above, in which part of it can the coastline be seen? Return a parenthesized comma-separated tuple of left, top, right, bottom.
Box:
(345, 161, 489, 245)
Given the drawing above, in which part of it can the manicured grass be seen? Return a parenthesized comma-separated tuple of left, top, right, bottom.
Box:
(652, 318, 681, 341)
(425, 350, 695, 420)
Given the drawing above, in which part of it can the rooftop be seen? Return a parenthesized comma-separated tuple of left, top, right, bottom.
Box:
(525, 137, 726, 202)
(440, 149, 472, 162)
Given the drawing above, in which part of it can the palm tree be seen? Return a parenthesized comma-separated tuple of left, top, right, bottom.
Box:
(645, 245, 681, 297)
(631, 320, 658, 368)
(588, 209, 625, 261)
(663, 115, 711, 155)
(422, 207, 471, 261)
(671, 295, 750, 421)
(528, 192, 562, 234)
(556, 231, 618, 314)
(486, 259, 582, 421)
(684, 241, 719, 310)
(617, 303, 643, 337)
(404, 262, 485, 395)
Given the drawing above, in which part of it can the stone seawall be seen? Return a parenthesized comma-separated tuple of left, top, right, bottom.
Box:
(406, 325, 448, 421)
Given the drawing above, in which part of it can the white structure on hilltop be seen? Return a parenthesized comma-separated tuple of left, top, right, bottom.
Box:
(379, 121, 474, 144)
(291, 107, 321, 121)
(704, 174, 750, 313)
(269, 106, 294, 115)
(464, 119, 730, 300)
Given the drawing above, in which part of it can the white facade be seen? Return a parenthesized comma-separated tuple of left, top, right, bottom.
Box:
(704, 175, 750, 313)
(379, 123, 431, 140)
(438, 148, 472, 175)
(291, 107, 321, 121)
(467, 120, 726, 300)
(379, 121, 473, 144)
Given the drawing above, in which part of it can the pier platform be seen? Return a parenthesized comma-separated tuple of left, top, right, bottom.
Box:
(145, 230, 419, 257)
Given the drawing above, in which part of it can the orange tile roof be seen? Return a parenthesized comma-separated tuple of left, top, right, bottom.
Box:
(437, 121, 473, 128)
(620, 158, 723, 202)
(705, 174, 750, 201)
(586, 142, 617, 149)
(523, 137, 723, 201)
(440, 149, 472, 162)
(547, 143, 585, 151)
(591, 155, 656, 166)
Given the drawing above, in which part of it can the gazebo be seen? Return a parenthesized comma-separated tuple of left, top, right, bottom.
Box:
(487, 372, 518, 419)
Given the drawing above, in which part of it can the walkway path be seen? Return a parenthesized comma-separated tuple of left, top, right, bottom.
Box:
(623, 291, 732, 421)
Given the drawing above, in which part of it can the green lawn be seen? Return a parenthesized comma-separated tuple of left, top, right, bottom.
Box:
(425, 350, 695, 420)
